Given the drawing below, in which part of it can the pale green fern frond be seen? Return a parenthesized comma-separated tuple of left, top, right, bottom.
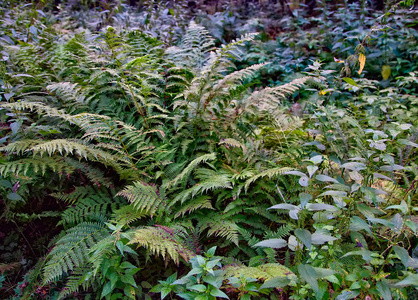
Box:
(129, 225, 195, 264)
(0, 157, 74, 177)
(117, 181, 165, 216)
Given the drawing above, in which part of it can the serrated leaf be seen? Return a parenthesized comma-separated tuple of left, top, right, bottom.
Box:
(376, 281, 392, 300)
(298, 264, 318, 292)
(209, 288, 229, 299)
(189, 284, 207, 292)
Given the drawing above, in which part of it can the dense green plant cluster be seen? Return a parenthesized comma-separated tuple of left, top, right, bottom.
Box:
(0, 0, 417, 299)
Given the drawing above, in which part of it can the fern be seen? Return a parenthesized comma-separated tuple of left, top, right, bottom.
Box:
(244, 167, 295, 191)
(164, 153, 217, 189)
(42, 222, 110, 285)
(59, 193, 125, 227)
(129, 225, 195, 264)
(117, 181, 165, 216)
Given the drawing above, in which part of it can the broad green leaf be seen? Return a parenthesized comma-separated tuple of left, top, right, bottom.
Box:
(350, 216, 372, 235)
(161, 287, 172, 299)
(311, 233, 338, 245)
(209, 287, 229, 299)
(101, 281, 113, 299)
(298, 264, 318, 292)
(306, 203, 339, 211)
(0, 180, 13, 189)
(299, 176, 309, 187)
(367, 217, 394, 228)
(342, 249, 374, 263)
(342, 77, 358, 87)
(391, 274, 418, 287)
(312, 267, 336, 278)
(336, 290, 359, 300)
(189, 284, 207, 292)
(307, 165, 318, 178)
(405, 220, 417, 233)
(318, 190, 347, 198)
(299, 193, 312, 209)
(341, 162, 366, 171)
(393, 246, 409, 270)
(386, 200, 408, 214)
(376, 281, 392, 300)
(254, 239, 287, 249)
(7, 193, 23, 201)
(316, 174, 339, 183)
(309, 155, 323, 165)
(206, 246, 217, 257)
(295, 229, 312, 250)
(260, 277, 290, 289)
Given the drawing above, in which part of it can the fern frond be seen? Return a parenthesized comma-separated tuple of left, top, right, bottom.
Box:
(42, 222, 110, 285)
(129, 225, 195, 264)
(224, 263, 292, 280)
(59, 193, 124, 227)
(199, 217, 239, 245)
(244, 167, 295, 191)
(174, 195, 214, 218)
(117, 181, 165, 216)
(112, 206, 148, 227)
(0, 157, 74, 176)
(164, 153, 217, 189)
(246, 76, 312, 113)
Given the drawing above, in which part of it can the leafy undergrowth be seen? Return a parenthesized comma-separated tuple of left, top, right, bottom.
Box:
(0, 0, 417, 299)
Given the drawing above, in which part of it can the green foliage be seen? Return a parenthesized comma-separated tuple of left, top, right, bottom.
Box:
(0, 0, 417, 299)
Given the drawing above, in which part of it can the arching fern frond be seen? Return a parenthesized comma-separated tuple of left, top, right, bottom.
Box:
(174, 195, 214, 218)
(244, 167, 295, 191)
(42, 222, 110, 285)
(0, 157, 74, 177)
(129, 225, 195, 264)
(164, 153, 217, 189)
(59, 193, 125, 227)
(117, 181, 165, 216)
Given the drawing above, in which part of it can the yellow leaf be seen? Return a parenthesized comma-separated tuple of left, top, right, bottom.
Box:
(319, 90, 327, 95)
(358, 53, 366, 75)
(381, 65, 391, 80)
